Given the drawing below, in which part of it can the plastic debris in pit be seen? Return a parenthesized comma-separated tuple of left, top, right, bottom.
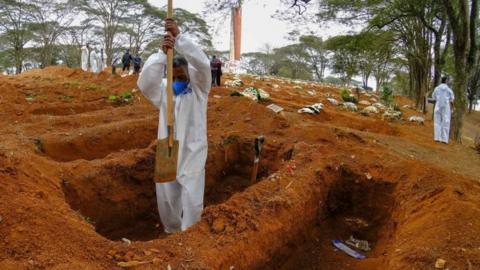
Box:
(435, 258, 446, 269)
(266, 104, 284, 113)
(342, 102, 358, 112)
(345, 235, 371, 252)
(306, 90, 317, 96)
(231, 86, 270, 102)
(298, 103, 324, 114)
(362, 105, 379, 114)
(372, 102, 386, 110)
(358, 100, 371, 106)
(332, 240, 366, 259)
(383, 109, 402, 121)
(409, 116, 425, 125)
(224, 79, 244, 88)
(327, 98, 339, 106)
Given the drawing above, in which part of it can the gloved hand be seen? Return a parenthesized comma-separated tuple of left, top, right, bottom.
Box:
(165, 18, 180, 37)
(162, 32, 175, 54)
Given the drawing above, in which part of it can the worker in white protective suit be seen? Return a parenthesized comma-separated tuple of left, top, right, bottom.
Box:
(90, 48, 98, 73)
(137, 18, 211, 233)
(96, 48, 103, 73)
(432, 76, 455, 144)
(81, 44, 89, 71)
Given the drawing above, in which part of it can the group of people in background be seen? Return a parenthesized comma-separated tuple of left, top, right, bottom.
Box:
(81, 44, 104, 73)
(81, 45, 143, 76)
(118, 49, 142, 75)
(82, 44, 224, 84)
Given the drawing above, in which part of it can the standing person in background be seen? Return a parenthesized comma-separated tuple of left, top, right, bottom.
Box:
(81, 44, 89, 71)
(122, 49, 133, 75)
(215, 56, 223, 86)
(432, 76, 455, 144)
(133, 54, 142, 74)
(210, 55, 219, 86)
(89, 48, 98, 73)
(96, 47, 103, 73)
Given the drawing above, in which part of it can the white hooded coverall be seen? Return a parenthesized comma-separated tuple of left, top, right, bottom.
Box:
(432, 83, 455, 143)
(90, 50, 98, 73)
(96, 51, 103, 73)
(81, 46, 89, 71)
(137, 34, 211, 233)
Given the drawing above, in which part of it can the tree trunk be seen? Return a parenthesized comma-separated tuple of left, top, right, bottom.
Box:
(14, 47, 23, 74)
(450, 30, 468, 141)
(41, 43, 53, 68)
(104, 28, 114, 66)
(313, 64, 321, 81)
(432, 18, 448, 93)
(375, 77, 381, 92)
(362, 72, 370, 89)
(320, 62, 326, 82)
(15, 61, 22, 74)
(442, 0, 475, 141)
(432, 33, 443, 91)
(451, 67, 467, 141)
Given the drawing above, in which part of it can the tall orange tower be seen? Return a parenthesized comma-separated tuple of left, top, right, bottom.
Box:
(230, 5, 242, 62)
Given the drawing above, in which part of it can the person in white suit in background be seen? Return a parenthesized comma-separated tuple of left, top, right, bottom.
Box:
(432, 76, 455, 144)
(81, 44, 89, 71)
(89, 48, 98, 73)
(96, 48, 103, 73)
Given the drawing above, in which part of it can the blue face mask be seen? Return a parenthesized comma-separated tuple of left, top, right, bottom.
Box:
(172, 81, 189, 96)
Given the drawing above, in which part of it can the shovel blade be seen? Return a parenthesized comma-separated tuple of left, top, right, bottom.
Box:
(154, 138, 179, 183)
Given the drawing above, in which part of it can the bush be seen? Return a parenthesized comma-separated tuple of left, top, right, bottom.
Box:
(340, 87, 358, 103)
(380, 85, 394, 106)
(108, 91, 133, 104)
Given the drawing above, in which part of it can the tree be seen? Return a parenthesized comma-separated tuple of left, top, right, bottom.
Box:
(73, 0, 149, 66)
(369, 32, 398, 91)
(0, 0, 35, 74)
(174, 8, 213, 50)
(273, 43, 312, 80)
(139, 8, 213, 58)
(299, 35, 328, 81)
(366, 0, 449, 111)
(286, 0, 477, 140)
(121, 3, 164, 56)
(441, 0, 478, 141)
(29, 0, 74, 68)
(324, 35, 360, 85)
(242, 52, 270, 75)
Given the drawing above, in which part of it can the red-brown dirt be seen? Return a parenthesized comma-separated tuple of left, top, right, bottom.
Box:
(0, 67, 479, 269)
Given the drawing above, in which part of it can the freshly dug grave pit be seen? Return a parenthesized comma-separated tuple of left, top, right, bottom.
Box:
(40, 118, 158, 162)
(270, 167, 397, 270)
(30, 100, 112, 116)
(61, 136, 282, 242)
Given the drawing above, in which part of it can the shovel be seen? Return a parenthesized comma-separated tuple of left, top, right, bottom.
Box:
(250, 136, 265, 184)
(154, 0, 179, 183)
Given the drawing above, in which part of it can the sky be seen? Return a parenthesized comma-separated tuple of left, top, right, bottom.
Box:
(148, 0, 354, 53)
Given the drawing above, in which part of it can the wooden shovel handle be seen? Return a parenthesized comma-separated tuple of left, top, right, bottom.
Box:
(166, 0, 174, 147)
